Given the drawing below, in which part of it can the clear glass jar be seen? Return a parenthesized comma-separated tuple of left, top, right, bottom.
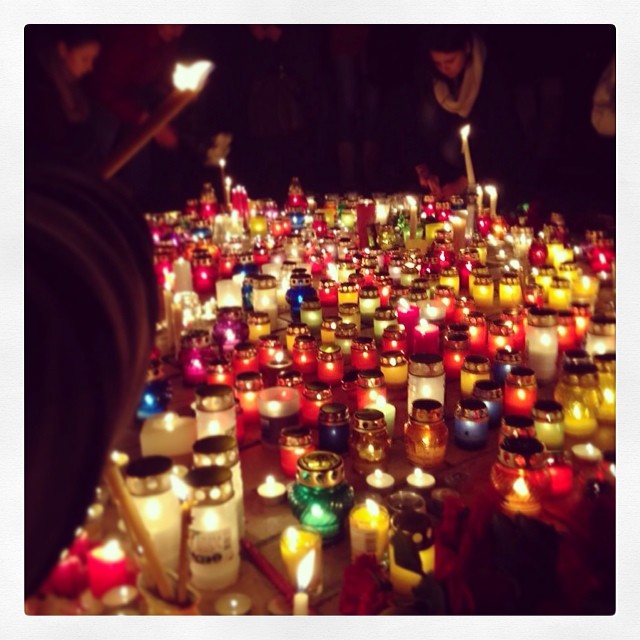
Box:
(526, 307, 559, 384)
(318, 402, 350, 454)
(454, 398, 489, 449)
(194, 383, 237, 439)
(407, 353, 445, 412)
(554, 363, 602, 437)
(404, 399, 448, 468)
(349, 409, 391, 476)
(287, 451, 355, 544)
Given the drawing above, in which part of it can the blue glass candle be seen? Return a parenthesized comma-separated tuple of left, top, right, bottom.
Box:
(286, 271, 317, 321)
(472, 380, 504, 429)
(318, 403, 350, 454)
(136, 379, 172, 419)
(289, 211, 306, 231)
(492, 348, 523, 386)
(232, 262, 259, 311)
(454, 398, 489, 450)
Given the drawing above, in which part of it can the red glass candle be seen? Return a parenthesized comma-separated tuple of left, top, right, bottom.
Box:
(205, 357, 234, 387)
(235, 372, 264, 426)
(557, 310, 578, 352)
(350, 337, 379, 370)
(476, 212, 492, 238)
(442, 332, 470, 381)
(301, 382, 333, 426)
(86, 540, 127, 598)
(501, 307, 526, 352)
(257, 334, 284, 367)
(382, 324, 408, 356)
(546, 451, 574, 497)
(412, 319, 440, 354)
(318, 279, 339, 307)
(503, 366, 538, 417)
(433, 285, 456, 322)
(317, 344, 344, 385)
(589, 239, 615, 274)
(312, 213, 328, 237)
(292, 335, 318, 375)
(153, 252, 173, 288)
(183, 352, 207, 386)
(432, 241, 455, 270)
(456, 251, 480, 292)
(487, 319, 516, 360)
(524, 284, 545, 308)
(572, 302, 592, 342)
(219, 254, 236, 279)
(453, 296, 477, 323)
(279, 427, 316, 478)
(528, 239, 548, 268)
(356, 369, 387, 410)
(232, 342, 260, 375)
(467, 311, 487, 355)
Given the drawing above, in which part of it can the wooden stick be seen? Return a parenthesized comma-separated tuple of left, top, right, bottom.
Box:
(103, 460, 174, 601)
(240, 538, 295, 600)
(176, 500, 193, 604)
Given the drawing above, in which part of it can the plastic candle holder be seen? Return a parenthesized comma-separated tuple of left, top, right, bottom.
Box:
(279, 427, 316, 479)
(320, 316, 341, 344)
(257, 386, 301, 447)
(257, 334, 284, 368)
(287, 451, 355, 544)
(407, 354, 445, 412)
(299, 299, 323, 335)
(472, 380, 503, 429)
(547, 276, 572, 311)
(556, 310, 578, 352)
(378, 350, 408, 389)
(487, 319, 516, 360)
(503, 366, 538, 417)
(404, 399, 448, 469)
(545, 451, 574, 497)
(373, 306, 398, 341)
(469, 265, 490, 291)
(301, 381, 333, 427)
(452, 296, 477, 324)
(381, 324, 408, 357)
(572, 302, 592, 342)
(247, 311, 271, 343)
(443, 332, 470, 380)
(499, 272, 523, 308)
(374, 275, 393, 308)
(532, 400, 565, 450)
(338, 303, 361, 331)
(585, 315, 616, 357)
(349, 337, 378, 371)
(280, 525, 323, 597)
(316, 344, 345, 386)
(356, 369, 387, 410)
(359, 286, 381, 324)
(501, 306, 526, 352)
(524, 284, 545, 308)
(348, 498, 390, 562)
(235, 372, 264, 427)
(554, 363, 602, 437)
(460, 354, 491, 397)
(194, 384, 237, 439)
(286, 322, 311, 353)
(439, 267, 460, 296)
(499, 414, 537, 445)
(412, 319, 440, 355)
(400, 264, 420, 288)
(533, 266, 556, 301)
(594, 353, 616, 425)
(334, 322, 358, 358)
(525, 307, 559, 384)
(179, 330, 212, 386)
(318, 279, 339, 307)
(337, 282, 359, 306)
(454, 398, 490, 449)
(349, 409, 391, 476)
(492, 348, 522, 385)
(467, 311, 487, 354)
(286, 271, 317, 321)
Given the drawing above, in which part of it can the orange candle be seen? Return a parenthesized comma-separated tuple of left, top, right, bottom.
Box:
(503, 367, 537, 417)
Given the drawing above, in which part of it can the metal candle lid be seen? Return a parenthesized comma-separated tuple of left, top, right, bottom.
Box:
(338, 303, 360, 317)
(455, 398, 489, 421)
(359, 285, 380, 299)
(550, 276, 571, 289)
(390, 511, 434, 550)
(251, 274, 277, 290)
(472, 379, 503, 400)
(277, 370, 304, 388)
(317, 343, 343, 361)
(588, 315, 616, 336)
(293, 335, 317, 351)
(462, 355, 490, 374)
(561, 363, 599, 385)
(335, 322, 358, 339)
(531, 400, 564, 423)
(467, 311, 487, 327)
(279, 426, 313, 448)
(303, 381, 332, 401)
(287, 322, 311, 338)
(193, 435, 239, 468)
(374, 306, 397, 321)
(338, 282, 358, 293)
(494, 348, 522, 365)
(351, 337, 377, 353)
(500, 272, 520, 285)
(443, 332, 469, 351)
(357, 368, 385, 388)
(448, 322, 470, 335)
(247, 311, 270, 326)
(382, 324, 407, 341)
(563, 349, 592, 366)
(498, 437, 546, 469)
(527, 307, 558, 327)
(217, 306, 245, 322)
(506, 366, 537, 387)
(501, 415, 536, 436)
(290, 272, 312, 287)
(489, 319, 515, 337)
(319, 402, 349, 425)
(296, 450, 345, 488)
(352, 408, 386, 433)
(380, 350, 407, 367)
(195, 384, 236, 412)
(185, 466, 234, 505)
(301, 299, 322, 311)
(233, 342, 258, 358)
(409, 287, 428, 302)
(258, 333, 282, 349)
(594, 352, 616, 373)
(180, 329, 212, 350)
(321, 316, 341, 331)
(410, 399, 444, 422)
(234, 371, 264, 392)
(125, 456, 173, 496)
(408, 353, 444, 377)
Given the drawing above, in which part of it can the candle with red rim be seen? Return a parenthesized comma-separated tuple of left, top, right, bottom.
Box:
(442, 332, 470, 380)
(412, 319, 440, 354)
(376, 279, 393, 307)
(300, 382, 333, 426)
(382, 325, 408, 356)
(279, 427, 316, 479)
(318, 279, 339, 307)
(86, 540, 127, 598)
(292, 336, 318, 375)
(396, 299, 420, 350)
(467, 312, 487, 355)
(487, 319, 516, 360)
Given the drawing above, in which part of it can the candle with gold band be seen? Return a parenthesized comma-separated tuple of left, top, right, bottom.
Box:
(487, 319, 516, 360)
(338, 302, 361, 332)
(439, 267, 460, 296)
(286, 322, 311, 353)
(471, 274, 494, 309)
(379, 350, 409, 388)
(554, 363, 602, 437)
(572, 274, 600, 304)
(358, 285, 381, 324)
(467, 311, 487, 355)
(320, 316, 341, 344)
(533, 266, 556, 301)
(350, 337, 379, 371)
(548, 276, 572, 311)
(317, 343, 345, 386)
(557, 261, 581, 284)
(348, 498, 390, 562)
(300, 299, 323, 335)
(373, 306, 397, 341)
(247, 311, 271, 343)
(594, 353, 616, 425)
(338, 282, 359, 306)
(499, 272, 523, 307)
(460, 355, 491, 397)
(335, 322, 359, 358)
(381, 324, 408, 356)
(585, 314, 615, 356)
(552, 245, 574, 270)
(503, 367, 538, 417)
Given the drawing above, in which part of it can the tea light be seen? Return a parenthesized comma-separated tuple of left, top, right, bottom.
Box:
(379, 350, 409, 388)
(407, 354, 445, 410)
(348, 499, 390, 562)
(140, 412, 197, 464)
(423, 298, 447, 323)
(406, 468, 436, 493)
(257, 475, 287, 506)
(571, 443, 603, 464)
(214, 592, 253, 616)
(365, 468, 396, 494)
(412, 319, 440, 354)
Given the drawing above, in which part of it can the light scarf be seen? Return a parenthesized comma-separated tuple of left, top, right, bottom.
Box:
(432, 36, 487, 118)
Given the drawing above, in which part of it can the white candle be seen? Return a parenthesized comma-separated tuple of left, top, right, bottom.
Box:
(140, 412, 197, 462)
(407, 195, 418, 240)
(406, 468, 436, 492)
(257, 475, 286, 506)
(366, 396, 396, 438)
(460, 124, 476, 186)
(172, 257, 193, 293)
(571, 443, 603, 463)
(293, 550, 315, 615)
(216, 279, 243, 308)
(485, 185, 497, 217)
(365, 468, 395, 492)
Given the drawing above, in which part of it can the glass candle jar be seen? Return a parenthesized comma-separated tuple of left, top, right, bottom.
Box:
(125, 456, 181, 574)
(526, 307, 559, 384)
(492, 348, 522, 385)
(442, 332, 470, 380)
(317, 402, 351, 454)
(531, 400, 565, 450)
(320, 316, 341, 344)
(257, 386, 301, 447)
(179, 330, 212, 387)
(499, 414, 537, 445)
(286, 322, 311, 353)
(382, 324, 408, 356)
(192, 434, 244, 537)
(439, 267, 460, 296)
(459, 355, 490, 397)
(287, 451, 355, 544)
(533, 266, 556, 300)
(300, 299, 323, 335)
(404, 399, 448, 469)
(407, 354, 445, 412)
(499, 272, 523, 307)
(359, 285, 381, 324)
(338, 282, 359, 306)
(452, 295, 476, 324)
(557, 261, 580, 284)
(572, 274, 600, 305)
(545, 450, 574, 497)
(594, 353, 615, 425)
(316, 343, 344, 386)
(338, 302, 361, 331)
(454, 398, 490, 449)
(374, 274, 393, 307)
(277, 370, 304, 400)
(556, 310, 578, 353)
(286, 272, 316, 321)
(251, 274, 278, 326)
(373, 306, 398, 341)
(205, 357, 234, 388)
(396, 300, 421, 344)
(572, 302, 592, 343)
(472, 380, 503, 429)
(213, 307, 249, 356)
(195, 384, 237, 439)
(524, 284, 545, 308)
(379, 350, 409, 389)
(279, 427, 316, 479)
(234, 372, 264, 426)
(469, 265, 490, 291)
(548, 276, 572, 311)
(349, 409, 391, 476)
(292, 335, 318, 375)
(216, 279, 243, 309)
(490, 437, 550, 516)
(554, 363, 602, 437)
(184, 466, 239, 591)
(350, 337, 379, 371)
(487, 319, 516, 360)
(247, 311, 271, 343)
(257, 333, 284, 369)
(348, 497, 391, 563)
(335, 322, 358, 357)
(400, 264, 420, 288)
(301, 381, 333, 427)
(231, 342, 260, 376)
(501, 306, 526, 352)
(503, 367, 538, 417)
(467, 311, 487, 354)
(585, 315, 616, 356)
(318, 279, 339, 307)
(356, 369, 387, 410)
(280, 524, 323, 597)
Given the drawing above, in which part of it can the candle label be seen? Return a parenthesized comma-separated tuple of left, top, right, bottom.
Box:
(189, 528, 234, 564)
(351, 527, 379, 555)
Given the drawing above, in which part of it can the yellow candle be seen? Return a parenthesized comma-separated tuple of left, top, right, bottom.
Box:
(564, 401, 598, 437)
(548, 277, 572, 311)
(460, 367, 491, 398)
(320, 317, 340, 344)
(280, 526, 323, 596)
(348, 499, 390, 562)
(546, 242, 564, 267)
(572, 274, 600, 302)
(389, 531, 434, 597)
(552, 246, 574, 270)
(557, 261, 580, 283)
(499, 274, 523, 307)
(380, 351, 409, 388)
(248, 214, 267, 237)
(471, 276, 494, 308)
(439, 269, 460, 296)
(533, 267, 556, 300)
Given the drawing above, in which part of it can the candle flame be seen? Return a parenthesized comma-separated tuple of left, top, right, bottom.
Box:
(460, 124, 470, 139)
(374, 469, 383, 479)
(414, 468, 423, 479)
(110, 450, 129, 467)
(265, 475, 276, 488)
(585, 443, 594, 455)
(284, 526, 299, 547)
(297, 550, 315, 591)
(485, 185, 497, 198)
(397, 298, 410, 312)
(365, 498, 381, 517)
(512, 477, 530, 498)
(173, 60, 214, 92)
(419, 318, 429, 329)
(171, 475, 190, 502)
(274, 351, 284, 364)
(101, 539, 124, 562)
(603, 388, 615, 403)
(609, 464, 616, 477)
(406, 195, 417, 207)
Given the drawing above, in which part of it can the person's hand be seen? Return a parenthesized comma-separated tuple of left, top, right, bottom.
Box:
(416, 164, 442, 196)
(154, 125, 179, 149)
(440, 176, 468, 199)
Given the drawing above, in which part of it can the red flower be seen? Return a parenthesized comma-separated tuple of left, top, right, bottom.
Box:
(339, 554, 392, 615)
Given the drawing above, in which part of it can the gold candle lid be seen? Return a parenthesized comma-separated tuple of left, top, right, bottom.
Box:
(460, 247, 480, 261)
(563, 349, 592, 366)
(550, 276, 570, 289)
(296, 450, 345, 488)
(185, 466, 234, 505)
(335, 322, 358, 339)
(472, 274, 493, 287)
(301, 299, 322, 311)
(351, 409, 387, 433)
(467, 311, 486, 327)
(447, 322, 470, 335)
(409, 286, 428, 302)
(500, 272, 520, 285)
(527, 307, 558, 327)
(348, 272, 366, 287)
(321, 316, 341, 331)
(180, 329, 211, 350)
(338, 302, 360, 316)
(251, 274, 277, 290)
(357, 368, 385, 388)
(303, 381, 332, 401)
(557, 310, 576, 327)
(489, 319, 515, 337)
(380, 350, 407, 367)
(359, 285, 380, 299)
(455, 398, 489, 421)
(351, 337, 377, 353)
(287, 322, 311, 339)
(205, 357, 232, 374)
(440, 267, 458, 279)
(506, 366, 536, 387)
(535, 266, 556, 277)
(293, 334, 317, 351)
(195, 384, 236, 412)
(443, 332, 469, 351)
(495, 348, 522, 365)
(193, 435, 239, 468)
(319, 402, 349, 425)
(258, 333, 282, 349)
(277, 370, 304, 388)
(410, 398, 444, 422)
(390, 284, 410, 298)
(558, 261, 579, 274)
(382, 324, 406, 341)
(531, 400, 563, 423)
(434, 284, 455, 299)
(125, 456, 173, 496)
(374, 306, 397, 321)
(471, 265, 491, 277)
(233, 342, 258, 358)
(561, 363, 599, 385)
(498, 436, 546, 469)
(317, 343, 343, 361)
(472, 379, 503, 400)
(235, 371, 264, 392)
(338, 282, 358, 293)
(408, 353, 444, 377)
(462, 355, 490, 373)
(247, 311, 270, 326)
(588, 314, 616, 336)
(373, 273, 393, 288)
(279, 426, 313, 448)
(571, 302, 592, 317)
(320, 278, 338, 289)
(594, 352, 616, 373)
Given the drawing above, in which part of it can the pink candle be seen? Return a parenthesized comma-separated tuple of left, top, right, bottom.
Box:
(86, 540, 127, 598)
(396, 300, 420, 350)
(412, 319, 440, 354)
